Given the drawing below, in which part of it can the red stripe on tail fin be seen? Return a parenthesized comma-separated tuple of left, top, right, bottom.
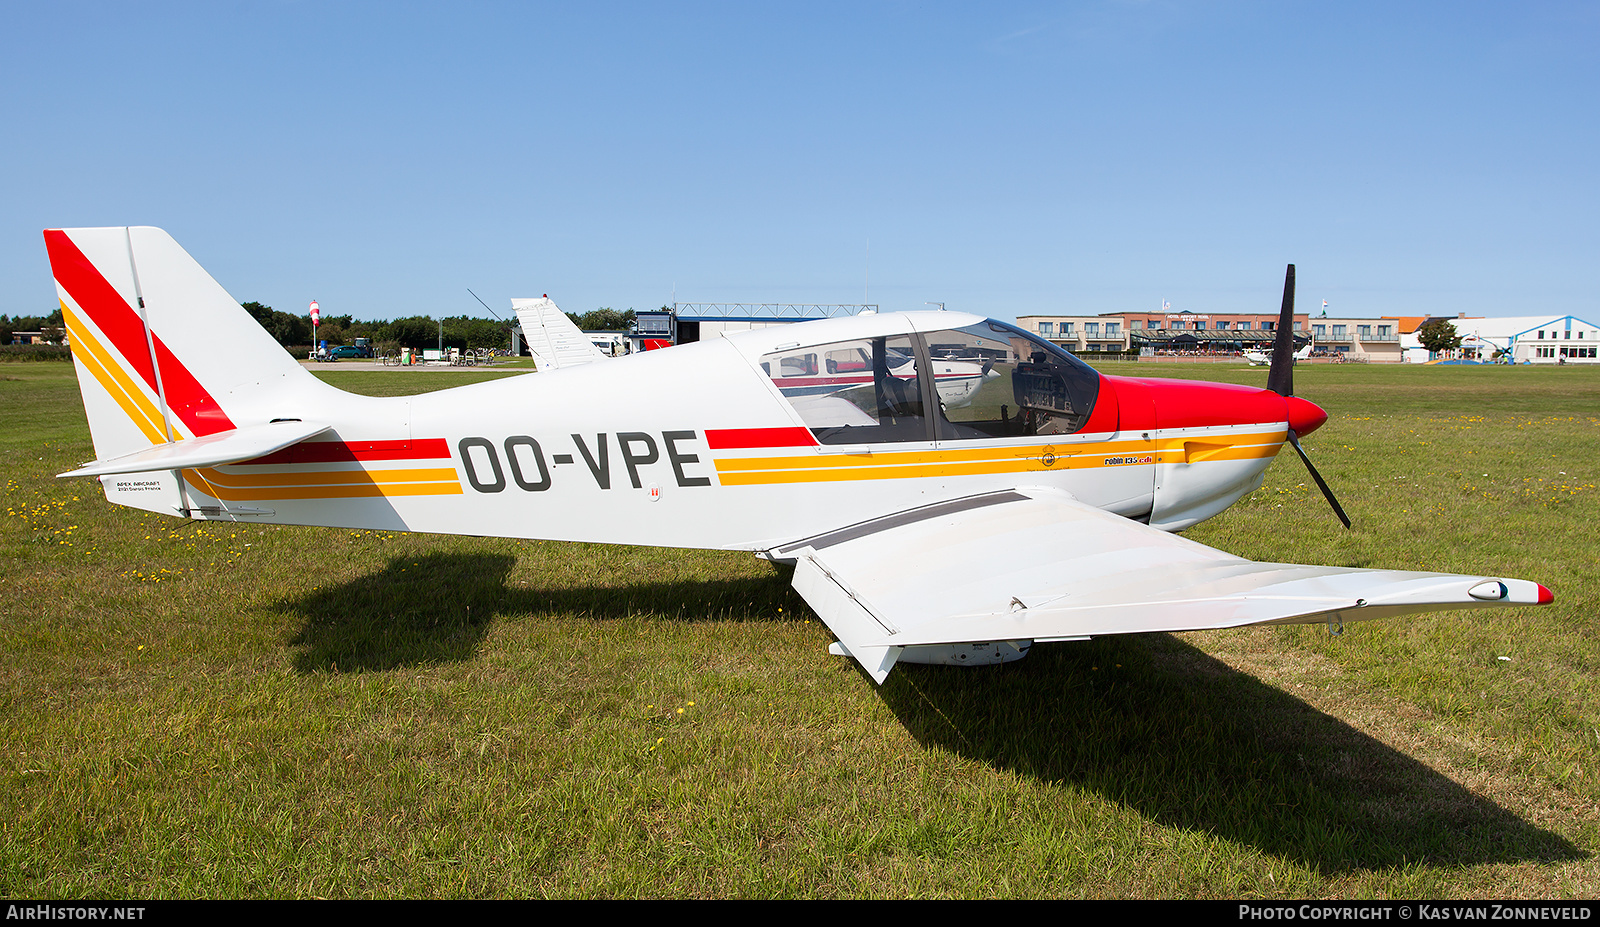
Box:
(44, 230, 235, 436)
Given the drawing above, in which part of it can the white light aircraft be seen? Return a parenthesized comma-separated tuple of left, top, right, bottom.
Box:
(1245, 341, 1312, 366)
(47, 228, 1552, 683)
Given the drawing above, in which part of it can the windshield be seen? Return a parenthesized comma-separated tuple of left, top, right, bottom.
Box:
(921, 319, 1102, 438)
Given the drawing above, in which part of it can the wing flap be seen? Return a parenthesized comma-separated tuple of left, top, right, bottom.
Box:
(58, 420, 332, 478)
(777, 488, 1549, 682)
(791, 554, 903, 684)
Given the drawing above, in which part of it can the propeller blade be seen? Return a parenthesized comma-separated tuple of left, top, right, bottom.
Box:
(1266, 264, 1297, 397)
(1287, 428, 1351, 528)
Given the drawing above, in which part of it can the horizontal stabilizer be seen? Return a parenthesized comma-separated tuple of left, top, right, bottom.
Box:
(58, 420, 332, 478)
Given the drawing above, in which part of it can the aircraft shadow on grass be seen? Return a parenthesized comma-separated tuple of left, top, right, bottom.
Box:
(279, 551, 800, 674)
(878, 636, 1584, 873)
(279, 552, 1579, 873)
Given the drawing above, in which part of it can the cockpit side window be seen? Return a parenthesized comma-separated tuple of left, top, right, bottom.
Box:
(922, 320, 1101, 439)
(759, 335, 929, 444)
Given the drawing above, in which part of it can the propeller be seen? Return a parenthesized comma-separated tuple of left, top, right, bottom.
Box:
(1266, 264, 1351, 528)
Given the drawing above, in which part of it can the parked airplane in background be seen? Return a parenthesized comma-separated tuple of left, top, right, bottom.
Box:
(1245, 341, 1312, 366)
(46, 228, 1552, 683)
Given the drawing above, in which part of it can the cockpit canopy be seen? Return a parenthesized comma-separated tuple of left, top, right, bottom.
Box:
(759, 318, 1102, 445)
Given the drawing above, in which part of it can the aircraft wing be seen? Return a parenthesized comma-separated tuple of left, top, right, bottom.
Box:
(773, 487, 1548, 683)
(512, 297, 610, 370)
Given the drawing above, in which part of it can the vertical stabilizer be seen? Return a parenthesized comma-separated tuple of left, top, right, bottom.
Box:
(45, 227, 343, 513)
(513, 297, 610, 371)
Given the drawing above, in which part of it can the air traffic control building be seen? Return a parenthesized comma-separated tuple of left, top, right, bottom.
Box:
(634, 304, 875, 352)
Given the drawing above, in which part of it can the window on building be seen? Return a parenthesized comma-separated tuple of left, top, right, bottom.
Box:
(1104, 322, 1119, 336)
(1061, 322, 1074, 335)
(1085, 322, 1099, 336)
(1358, 325, 1371, 338)
(1038, 322, 1054, 336)
(1313, 324, 1326, 337)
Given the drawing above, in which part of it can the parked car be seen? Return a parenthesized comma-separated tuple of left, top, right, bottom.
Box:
(329, 345, 366, 359)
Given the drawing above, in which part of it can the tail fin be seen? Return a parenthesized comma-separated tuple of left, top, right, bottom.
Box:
(46, 227, 323, 453)
(512, 296, 610, 370)
(46, 227, 338, 512)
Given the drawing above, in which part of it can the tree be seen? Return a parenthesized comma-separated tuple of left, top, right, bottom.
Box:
(573, 308, 635, 331)
(381, 316, 439, 349)
(241, 301, 312, 347)
(240, 301, 274, 326)
(1416, 319, 1462, 355)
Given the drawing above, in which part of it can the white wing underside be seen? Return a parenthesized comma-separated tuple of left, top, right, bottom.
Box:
(512, 297, 609, 371)
(774, 488, 1543, 683)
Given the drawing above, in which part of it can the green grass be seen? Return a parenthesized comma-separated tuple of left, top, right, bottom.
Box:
(2, 361, 1597, 897)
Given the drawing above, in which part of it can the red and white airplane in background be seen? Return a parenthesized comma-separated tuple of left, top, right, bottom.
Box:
(46, 227, 1551, 683)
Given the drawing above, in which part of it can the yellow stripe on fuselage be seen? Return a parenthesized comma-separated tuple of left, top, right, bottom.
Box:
(184, 465, 463, 501)
(192, 466, 460, 489)
(712, 429, 1286, 485)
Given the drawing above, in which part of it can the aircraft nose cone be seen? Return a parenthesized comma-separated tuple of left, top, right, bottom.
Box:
(1285, 395, 1328, 436)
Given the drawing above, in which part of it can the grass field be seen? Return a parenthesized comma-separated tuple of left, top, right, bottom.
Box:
(2, 360, 1596, 898)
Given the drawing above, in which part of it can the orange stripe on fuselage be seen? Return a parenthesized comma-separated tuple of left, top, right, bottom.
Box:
(711, 429, 1286, 485)
(184, 464, 463, 501)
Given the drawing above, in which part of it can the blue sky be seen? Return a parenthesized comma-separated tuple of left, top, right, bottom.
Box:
(4, 2, 1597, 324)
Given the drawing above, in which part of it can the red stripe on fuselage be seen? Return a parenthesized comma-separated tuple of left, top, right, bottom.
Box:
(704, 427, 819, 450)
(43, 230, 235, 437)
(240, 438, 452, 466)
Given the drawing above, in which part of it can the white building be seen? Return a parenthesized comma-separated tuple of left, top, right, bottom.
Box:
(1435, 315, 1600, 364)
